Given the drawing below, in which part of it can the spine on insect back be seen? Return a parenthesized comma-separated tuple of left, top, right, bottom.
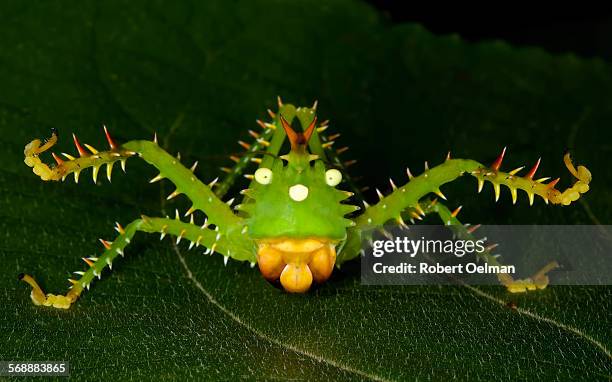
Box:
(339, 149, 591, 264)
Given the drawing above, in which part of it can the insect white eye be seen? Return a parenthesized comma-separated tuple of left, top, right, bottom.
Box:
(289, 184, 309, 202)
(254, 168, 273, 185)
(325, 169, 342, 187)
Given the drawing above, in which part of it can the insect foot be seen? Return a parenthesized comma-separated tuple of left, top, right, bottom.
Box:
(256, 239, 337, 293)
(18, 274, 78, 309)
(497, 261, 560, 293)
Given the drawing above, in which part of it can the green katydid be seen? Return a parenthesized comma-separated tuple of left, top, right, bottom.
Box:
(20, 98, 592, 309)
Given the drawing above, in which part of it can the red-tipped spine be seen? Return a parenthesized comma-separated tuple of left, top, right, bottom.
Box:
(99, 239, 112, 250)
(547, 177, 560, 189)
(72, 134, 89, 157)
(248, 130, 260, 139)
(485, 243, 499, 252)
(82, 257, 94, 267)
(451, 205, 463, 218)
(103, 125, 117, 150)
(467, 224, 481, 234)
(52, 152, 64, 165)
(525, 158, 541, 180)
(491, 147, 506, 171)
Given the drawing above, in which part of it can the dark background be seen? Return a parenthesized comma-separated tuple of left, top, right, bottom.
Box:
(1, 2, 609, 380)
(367, 2, 612, 61)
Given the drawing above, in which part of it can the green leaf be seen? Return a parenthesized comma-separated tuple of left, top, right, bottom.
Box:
(1, 1, 610, 380)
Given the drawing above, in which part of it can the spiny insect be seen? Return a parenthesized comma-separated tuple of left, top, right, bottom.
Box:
(20, 98, 592, 309)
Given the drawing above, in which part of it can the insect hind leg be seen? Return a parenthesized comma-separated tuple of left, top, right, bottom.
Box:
(423, 198, 559, 293)
(18, 219, 145, 309)
(19, 215, 253, 309)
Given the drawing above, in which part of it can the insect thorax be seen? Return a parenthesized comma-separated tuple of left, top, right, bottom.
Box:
(235, 115, 357, 292)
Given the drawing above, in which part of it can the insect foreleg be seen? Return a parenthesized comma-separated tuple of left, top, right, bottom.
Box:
(24, 129, 243, 232)
(24, 127, 135, 183)
(122, 140, 243, 232)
